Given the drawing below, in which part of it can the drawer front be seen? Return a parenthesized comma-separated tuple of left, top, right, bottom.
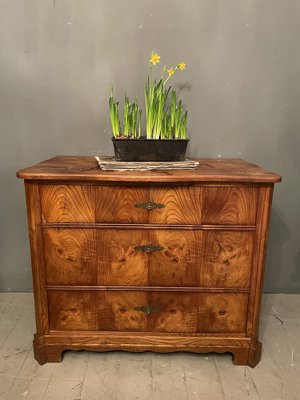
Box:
(41, 184, 257, 225)
(48, 290, 248, 334)
(44, 229, 253, 288)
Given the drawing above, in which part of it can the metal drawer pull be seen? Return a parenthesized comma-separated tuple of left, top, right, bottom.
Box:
(133, 305, 160, 315)
(134, 202, 165, 210)
(134, 245, 164, 253)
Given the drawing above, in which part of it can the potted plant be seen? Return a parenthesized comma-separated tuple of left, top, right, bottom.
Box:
(109, 52, 188, 161)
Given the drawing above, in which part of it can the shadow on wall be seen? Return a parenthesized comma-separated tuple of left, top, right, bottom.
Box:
(264, 207, 291, 293)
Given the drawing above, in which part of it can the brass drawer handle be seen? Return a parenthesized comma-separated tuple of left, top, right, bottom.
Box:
(134, 245, 164, 253)
(134, 202, 165, 210)
(133, 305, 160, 315)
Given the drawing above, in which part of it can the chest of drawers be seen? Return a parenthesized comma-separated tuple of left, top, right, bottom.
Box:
(17, 156, 281, 366)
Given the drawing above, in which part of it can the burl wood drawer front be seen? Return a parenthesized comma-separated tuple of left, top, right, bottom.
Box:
(41, 184, 257, 225)
(48, 291, 248, 334)
(44, 229, 253, 288)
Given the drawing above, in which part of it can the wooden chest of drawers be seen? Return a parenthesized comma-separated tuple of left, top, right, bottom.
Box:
(17, 156, 281, 366)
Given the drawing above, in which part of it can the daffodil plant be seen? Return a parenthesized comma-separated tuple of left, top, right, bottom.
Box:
(123, 95, 142, 138)
(109, 51, 187, 140)
(109, 88, 121, 137)
(109, 89, 142, 139)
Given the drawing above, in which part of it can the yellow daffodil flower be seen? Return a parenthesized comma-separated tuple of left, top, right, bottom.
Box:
(167, 67, 175, 76)
(150, 53, 160, 65)
(178, 62, 186, 71)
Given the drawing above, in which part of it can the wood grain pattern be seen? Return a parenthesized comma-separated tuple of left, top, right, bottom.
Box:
(44, 229, 97, 285)
(97, 186, 202, 225)
(34, 330, 255, 366)
(48, 290, 248, 334)
(198, 293, 248, 333)
(98, 291, 148, 332)
(96, 186, 149, 223)
(246, 185, 274, 338)
(99, 291, 198, 333)
(44, 229, 253, 289)
(17, 156, 282, 183)
(48, 291, 98, 331)
(40, 184, 258, 226)
(202, 186, 258, 224)
(149, 186, 201, 224)
(24, 181, 49, 335)
(149, 230, 201, 286)
(199, 231, 254, 288)
(148, 292, 198, 333)
(47, 285, 249, 293)
(97, 230, 149, 286)
(40, 184, 95, 222)
(42, 222, 256, 230)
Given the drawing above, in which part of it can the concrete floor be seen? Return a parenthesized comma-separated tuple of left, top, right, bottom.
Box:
(0, 293, 299, 400)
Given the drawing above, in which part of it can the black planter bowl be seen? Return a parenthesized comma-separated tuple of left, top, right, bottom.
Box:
(112, 138, 189, 162)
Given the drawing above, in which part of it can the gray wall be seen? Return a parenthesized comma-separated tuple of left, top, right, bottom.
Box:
(0, 0, 299, 292)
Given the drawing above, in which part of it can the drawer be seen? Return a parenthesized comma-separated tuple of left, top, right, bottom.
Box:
(41, 184, 257, 225)
(48, 290, 248, 333)
(44, 229, 253, 288)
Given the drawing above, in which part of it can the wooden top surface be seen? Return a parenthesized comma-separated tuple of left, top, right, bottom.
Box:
(16, 156, 281, 183)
